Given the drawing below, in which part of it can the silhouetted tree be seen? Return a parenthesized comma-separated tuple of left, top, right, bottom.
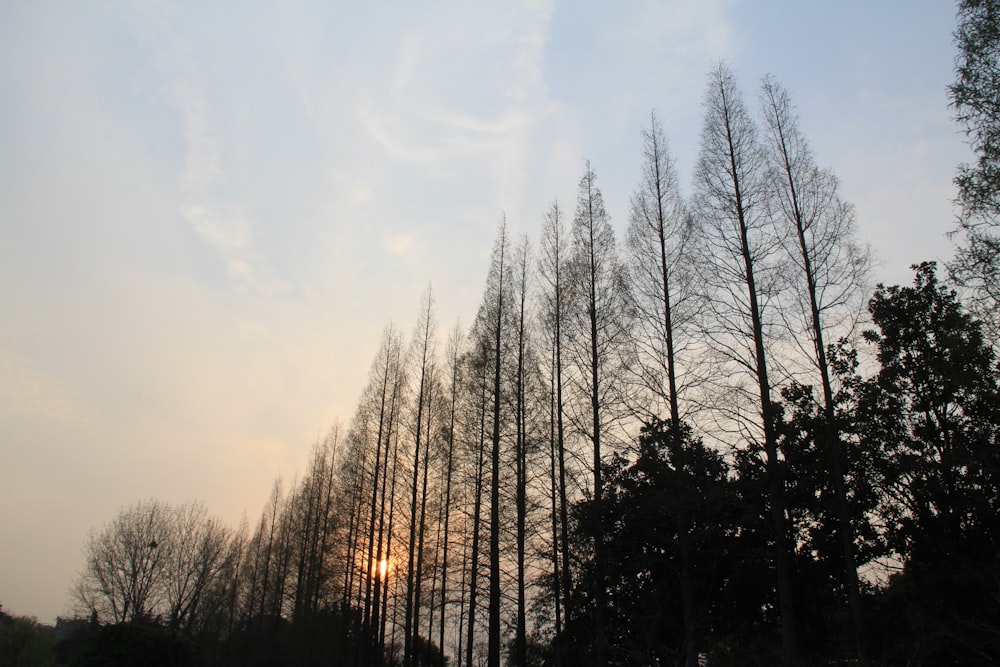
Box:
(565, 419, 736, 665)
(485, 221, 509, 667)
(626, 111, 698, 428)
(759, 74, 871, 656)
(858, 263, 1000, 664)
(692, 63, 799, 663)
(404, 288, 439, 667)
(949, 0, 1000, 333)
(566, 162, 629, 665)
(0, 609, 57, 667)
(510, 236, 532, 667)
(75, 499, 233, 632)
(538, 200, 574, 648)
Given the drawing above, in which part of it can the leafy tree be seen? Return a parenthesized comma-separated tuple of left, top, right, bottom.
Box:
(563, 419, 735, 666)
(859, 262, 1000, 663)
(0, 611, 56, 667)
(949, 0, 1000, 335)
(768, 378, 882, 663)
(69, 623, 194, 667)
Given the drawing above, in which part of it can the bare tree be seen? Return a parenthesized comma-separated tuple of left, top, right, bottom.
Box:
(626, 111, 701, 427)
(567, 162, 629, 664)
(435, 322, 463, 658)
(373, 336, 405, 665)
(75, 499, 233, 633)
(510, 235, 531, 667)
(404, 288, 439, 667)
(76, 499, 170, 624)
(162, 502, 231, 631)
(485, 220, 510, 667)
(538, 201, 575, 651)
(336, 325, 405, 664)
(692, 62, 799, 663)
(760, 74, 871, 657)
(464, 333, 492, 667)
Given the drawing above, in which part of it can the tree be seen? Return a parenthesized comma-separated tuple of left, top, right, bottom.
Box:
(336, 325, 404, 664)
(485, 221, 509, 667)
(566, 419, 735, 666)
(858, 262, 1000, 663)
(692, 63, 799, 663)
(510, 236, 532, 667)
(759, 74, 871, 656)
(463, 330, 492, 667)
(75, 499, 171, 625)
(537, 200, 574, 648)
(161, 502, 232, 632)
(626, 110, 698, 427)
(460, 221, 513, 667)
(430, 321, 463, 660)
(566, 161, 629, 664)
(0, 609, 56, 667)
(404, 288, 440, 667)
(290, 425, 341, 618)
(74, 499, 233, 633)
(949, 0, 1000, 335)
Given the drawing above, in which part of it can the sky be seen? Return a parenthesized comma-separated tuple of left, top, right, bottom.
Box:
(0, 1, 969, 623)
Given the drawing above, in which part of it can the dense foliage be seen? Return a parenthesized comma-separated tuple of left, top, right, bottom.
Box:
(950, 0, 1000, 334)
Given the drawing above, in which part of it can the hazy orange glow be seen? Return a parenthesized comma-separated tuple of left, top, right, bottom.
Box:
(377, 559, 390, 578)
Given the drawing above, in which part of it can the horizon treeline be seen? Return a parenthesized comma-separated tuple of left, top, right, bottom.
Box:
(55, 55, 1000, 667)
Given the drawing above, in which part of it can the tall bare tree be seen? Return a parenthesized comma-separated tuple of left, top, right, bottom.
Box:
(626, 111, 699, 427)
(341, 326, 404, 665)
(760, 74, 871, 657)
(486, 221, 509, 667)
(692, 63, 799, 664)
(510, 235, 532, 667)
(403, 288, 439, 667)
(567, 162, 629, 664)
(538, 200, 574, 641)
(464, 333, 491, 667)
(436, 322, 463, 658)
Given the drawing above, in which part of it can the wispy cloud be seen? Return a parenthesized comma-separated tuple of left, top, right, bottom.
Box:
(355, 2, 556, 218)
(0, 352, 90, 423)
(151, 13, 283, 295)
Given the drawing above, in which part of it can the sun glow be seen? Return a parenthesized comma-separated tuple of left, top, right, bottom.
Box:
(378, 559, 389, 578)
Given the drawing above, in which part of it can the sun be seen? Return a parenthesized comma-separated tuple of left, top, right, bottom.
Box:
(378, 559, 390, 578)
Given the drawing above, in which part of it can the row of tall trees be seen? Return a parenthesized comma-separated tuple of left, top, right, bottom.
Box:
(279, 62, 876, 666)
(70, 42, 1000, 665)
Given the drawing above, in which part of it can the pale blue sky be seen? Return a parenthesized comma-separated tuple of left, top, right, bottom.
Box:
(0, 1, 966, 622)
